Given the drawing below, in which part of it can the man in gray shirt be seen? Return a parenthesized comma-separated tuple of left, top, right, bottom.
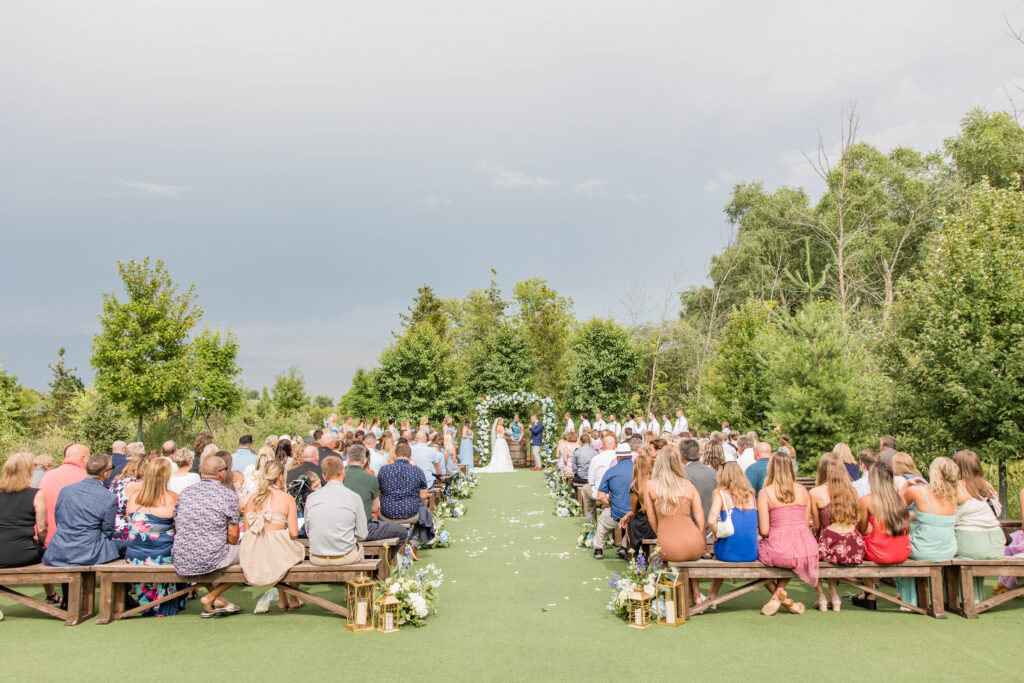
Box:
(304, 455, 367, 566)
(572, 434, 599, 484)
(681, 438, 716, 537)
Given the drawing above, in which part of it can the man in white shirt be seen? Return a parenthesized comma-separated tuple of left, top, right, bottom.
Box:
(661, 415, 672, 434)
(579, 413, 592, 432)
(673, 409, 689, 436)
(852, 449, 880, 498)
(409, 431, 443, 488)
(623, 414, 638, 434)
(737, 435, 757, 472)
(564, 413, 576, 436)
(723, 432, 740, 462)
(363, 433, 387, 473)
(592, 412, 607, 433)
(586, 435, 619, 504)
(607, 414, 621, 438)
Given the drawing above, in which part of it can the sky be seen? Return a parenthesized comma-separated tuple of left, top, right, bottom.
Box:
(2, 1, 1022, 397)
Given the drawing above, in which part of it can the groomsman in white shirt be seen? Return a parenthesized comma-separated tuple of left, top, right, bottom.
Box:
(672, 409, 689, 436)
(623, 414, 638, 434)
(592, 412, 607, 433)
(606, 414, 621, 438)
(579, 413, 592, 432)
(564, 413, 576, 436)
(661, 414, 672, 433)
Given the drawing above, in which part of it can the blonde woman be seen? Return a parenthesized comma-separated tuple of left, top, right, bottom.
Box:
(0, 453, 47, 568)
(895, 457, 959, 607)
(833, 442, 859, 481)
(953, 450, 1004, 599)
(892, 453, 927, 492)
(243, 450, 275, 497)
(558, 431, 577, 478)
(381, 432, 397, 464)
(707, 462, 758, 602)
(240, 461, 304, 611)
(125, 458, 186, 616)
(809, 453, 864, 612)
(701, 440, 725, 471)
(756, 453, 818, 616)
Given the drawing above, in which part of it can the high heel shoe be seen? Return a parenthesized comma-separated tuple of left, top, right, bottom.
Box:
(815, 597, 828, 613)
(831, 595, 842, 612)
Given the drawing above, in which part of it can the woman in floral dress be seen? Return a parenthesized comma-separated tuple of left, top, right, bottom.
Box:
(810, 453, 865, 612)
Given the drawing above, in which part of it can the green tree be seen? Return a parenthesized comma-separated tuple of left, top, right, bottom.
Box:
(71, 388, 131, 453)
(945, 108, 1024, 189)
(339, 368, 383, 419)
(696, 299, 776, 430)
(399, 284, 448, 339)
(447, 270, 507, 355)
(0, 361, 24, 450)
(313, 395, 334, 409)
(45, 347, 84, 429)
(91, 258, 202, 439)
(764, 300, 873, 472)
(374, 323, 466, 420)
(272, 367, 308, 414)
(466, 324, 537, 398)
(883, 179, 1024, 506)
(564, 319, 641, 416)
(190, 329, 245, 415)
(513, 278, 574, 398)
(256, 387, 273, 418)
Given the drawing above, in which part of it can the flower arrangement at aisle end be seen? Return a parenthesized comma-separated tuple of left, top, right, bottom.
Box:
(449, 471, 478, 499)
(421, 518, 451, 549)
(379, 549, 444, 626)
(544, 466, 582, 517)
(435, 497, 466, 520)
(607, 550, 664, 621)
(576, 513, 598, 548)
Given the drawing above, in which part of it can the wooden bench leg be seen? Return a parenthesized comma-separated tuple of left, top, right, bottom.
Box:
(679, 568, 691, 621)
(943, 566, 961, 615)
(960, 566, 978, 619)
(97, 574, 113, 625)
(65, 573, 84, 626)
(928, 568, 947, 619)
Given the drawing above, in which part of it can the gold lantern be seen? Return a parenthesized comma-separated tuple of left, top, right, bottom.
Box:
(345, 575, 376, 632)
(627, 590, 652, 629)
(656, 569, 685, 626)
(376, 593, 400, 633)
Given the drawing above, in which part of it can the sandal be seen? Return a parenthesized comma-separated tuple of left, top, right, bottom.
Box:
(815, 597, 828, 613)
(45, 594, 61, 605)
(782, 598, 805, 615)
(761, 589, 786, 616)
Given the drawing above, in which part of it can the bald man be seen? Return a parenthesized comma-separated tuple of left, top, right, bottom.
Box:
(287, 445, 323, 488)
(39, 444, 90, 546)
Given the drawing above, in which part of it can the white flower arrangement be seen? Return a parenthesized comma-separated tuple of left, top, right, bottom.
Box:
(473, 393, 557, 464)
(379, 551, 444, 626)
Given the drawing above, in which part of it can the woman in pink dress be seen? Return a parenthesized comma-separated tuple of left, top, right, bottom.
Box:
(757, 452, 819, 616)
(559, 431, 578, 479)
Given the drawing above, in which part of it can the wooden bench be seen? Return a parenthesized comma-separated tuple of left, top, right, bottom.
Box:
(93, 558, 381, 624)
(943, 558, 1024, 619)
(666, 559, 947, 622)
(299, 537, 399, 580)
(0, 564, 96, 625)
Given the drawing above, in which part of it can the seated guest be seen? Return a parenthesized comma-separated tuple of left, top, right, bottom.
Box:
(700, 439, 725, 471)
(109, 454, 149, 541)
(125, 458, 186, 617)
(895, 457, 959, 607)
(31, 454, 55, 487)
(830, 442, 858, 481)
(342, 445, 410, 556)
(410, 431, 443, 488)
(318, 432, 343, 465)
(643, 444, 704, 602)
(378, 443, 434, 547)
(364, 433, 387, 474)
(190, 431, 215, 474)
(852, 462, 911, 609)
(851, 449, 880, 498)
(240, 460, 304, 611)
(171, 454, 243, 618)
(953, 449, 1004, 599)
(287, 445, 323, 488)
(167, 448, 200, 494)
(892, 452, 927, 492)
(998, 486, 1024, 593)
(618, 451, 654, 559)
(707, 462, 758, 602)
(106, 441, 128, 485)
(557, 431, 576, 478)
(43, 453, 124, 567)
(0, 453, 48, 568)
(809, 453, 865, 612)
(243, 451, 274, 497)
(743, 442, 772, 496)
(681, 438, 716, 535)
(38, 443, 90, 547)
(232, 434, 257, 473)
(736, 435, 756, 472)
(594, 443, 635, 560)
(307, 454, 369, 566)
(756, 452, 818, 616)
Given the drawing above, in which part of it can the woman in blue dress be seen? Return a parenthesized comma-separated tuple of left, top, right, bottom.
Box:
(706, 462, 759, 603)
(125, 458, 187, 617)
(459, 419, 475, 468)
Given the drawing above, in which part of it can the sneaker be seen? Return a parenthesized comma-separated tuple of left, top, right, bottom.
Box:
(615, 547, 628, 560)
(593, 549, 604, 560)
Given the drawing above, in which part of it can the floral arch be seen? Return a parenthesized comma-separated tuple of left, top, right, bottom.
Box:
(473, 393, 557, 465)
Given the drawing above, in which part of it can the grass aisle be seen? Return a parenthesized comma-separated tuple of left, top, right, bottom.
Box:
(2, 470, 1021, 681)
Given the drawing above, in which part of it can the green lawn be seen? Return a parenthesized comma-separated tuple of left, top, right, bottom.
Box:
(2, 471, 1021, 681)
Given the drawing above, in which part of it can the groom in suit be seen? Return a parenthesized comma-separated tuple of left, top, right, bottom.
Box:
(529, 414, 544, 470)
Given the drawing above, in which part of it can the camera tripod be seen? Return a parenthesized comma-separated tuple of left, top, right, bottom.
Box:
(188, 395, 212, 434)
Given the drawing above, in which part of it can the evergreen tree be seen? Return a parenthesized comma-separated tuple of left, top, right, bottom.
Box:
(564, 319, 640, 416)
(46, 347, 84, 429)
(271, 367, 308, 414)
(513, 278, 574, 398)
(399, 284, 448, 339)
(340, 368, 383, 418)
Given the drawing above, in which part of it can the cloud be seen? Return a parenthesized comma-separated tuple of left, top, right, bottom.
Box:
(702, 170, 735, 193)
(114, 180, 185, 198)
(571, 178, 606, 199)
(476, 161, 558, 189)
(626, 192, 650, 203)
(423, 194, 452, 207)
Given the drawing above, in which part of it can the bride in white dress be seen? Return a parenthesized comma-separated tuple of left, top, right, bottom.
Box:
(476, 417, 514, 473)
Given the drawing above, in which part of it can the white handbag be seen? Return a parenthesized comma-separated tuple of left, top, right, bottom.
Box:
(715, 490, 735, 539)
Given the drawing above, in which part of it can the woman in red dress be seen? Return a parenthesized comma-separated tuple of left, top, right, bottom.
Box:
(853, 462, 911, 609)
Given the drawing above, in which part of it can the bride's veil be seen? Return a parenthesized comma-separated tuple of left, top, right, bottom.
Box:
(491, 418, 500, 445)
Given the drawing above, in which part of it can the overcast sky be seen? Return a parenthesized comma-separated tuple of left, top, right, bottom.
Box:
(2, 1, 1022, 396)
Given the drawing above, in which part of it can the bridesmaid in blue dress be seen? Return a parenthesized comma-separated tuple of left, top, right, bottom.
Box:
(459, 420, 475, 468)
(706, 462, 760, 602)
(125, 459, 187, 617)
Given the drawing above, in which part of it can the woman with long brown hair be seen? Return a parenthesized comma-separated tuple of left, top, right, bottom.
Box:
(853, 462, 911, 609)
(953, 449, 1004, 599)
(701, 439, 725, 471)
(756, 452, 818, 616)
(892, 452, 926, 492)
(706, 462, 758, 602)
(619, 452, 654, 557)
(809, 453, 865, 612)
(240, 460, 304, 611)
(895, 457, 959, 607)
(125, 458, 186, 616)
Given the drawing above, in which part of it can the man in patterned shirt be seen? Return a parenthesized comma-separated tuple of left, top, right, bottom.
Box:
(171, 454, 243, 617)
